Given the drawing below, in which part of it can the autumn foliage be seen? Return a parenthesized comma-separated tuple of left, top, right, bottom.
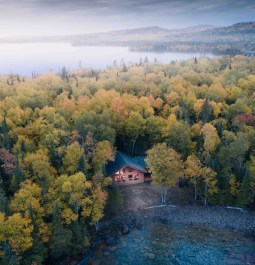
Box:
(0, 55, 255, 263)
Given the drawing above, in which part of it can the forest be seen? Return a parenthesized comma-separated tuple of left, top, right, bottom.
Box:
(0, 55, 255, 264)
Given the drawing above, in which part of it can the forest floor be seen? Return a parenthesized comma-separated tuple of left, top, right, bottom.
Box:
(116, 183, 255, 233)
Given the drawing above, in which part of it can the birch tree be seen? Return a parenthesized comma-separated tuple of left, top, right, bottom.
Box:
(146, 143, 183, 204)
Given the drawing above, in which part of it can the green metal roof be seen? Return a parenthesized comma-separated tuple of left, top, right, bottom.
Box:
(105, 151, 147, 176)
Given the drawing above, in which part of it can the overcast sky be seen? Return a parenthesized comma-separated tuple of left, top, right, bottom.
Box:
(0, 0, 254, 36)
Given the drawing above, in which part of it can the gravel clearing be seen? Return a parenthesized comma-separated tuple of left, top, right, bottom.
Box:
(112, 184, 255, 234)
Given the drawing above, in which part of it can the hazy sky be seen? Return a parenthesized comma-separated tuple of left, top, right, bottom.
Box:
(0, 0, 254, 36)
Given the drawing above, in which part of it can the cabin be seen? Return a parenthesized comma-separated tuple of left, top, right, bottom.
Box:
(106, 151, 151, 185)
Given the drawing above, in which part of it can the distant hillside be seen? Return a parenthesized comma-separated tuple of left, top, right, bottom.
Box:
(0, 22, 254, 56)
(204, 22, 255, 35)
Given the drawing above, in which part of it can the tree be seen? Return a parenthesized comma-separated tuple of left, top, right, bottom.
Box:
(0, 148, 15, 176)
(201, 123, 221, 157)
(1, 116, 10, 150)
(22, 205, 47, 265)
(22, 149, 56, 189)
(163, 114, 191, 158)
(199, 98, 213, 124)
(0, 148, 15, 188)
(125, 111, 146, 155)
(185, 155, 203, 200)
(146, 143, 184, 204)
(106, 184, 124, 216)
(93, 140, 115, 175)
(4, 213, 33, 256)
(202, 167, 218, 205)
(237, 157, 255, 207)
(62, 142, 83, 175)
(52, 172, 92, 224)
(10, 180, 43, 215)
(77, 154, 86, 175)
(90, 186, 107, 231)
(10, 154, 24, 191)
(69, 220, 89, 256)
(49, 202, 72, 260)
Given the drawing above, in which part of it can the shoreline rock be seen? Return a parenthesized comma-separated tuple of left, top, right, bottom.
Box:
(100, 205, 255, 234)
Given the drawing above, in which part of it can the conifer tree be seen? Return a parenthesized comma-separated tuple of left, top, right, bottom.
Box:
(11, 154, 24, 191)
(106, 184, 123, 216)
(77, 154, 86, 174)
(23, 205, 47, 265)
(49, 202, 72, 260)
(1, 116, 10, 150)
(237, 169, 252, 207)
(1, 242, 20, 265)
(70, 220, 89, 256)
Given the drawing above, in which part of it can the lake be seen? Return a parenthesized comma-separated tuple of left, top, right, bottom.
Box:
(91, 222, 255, 265)
(0, 43, 213, 76)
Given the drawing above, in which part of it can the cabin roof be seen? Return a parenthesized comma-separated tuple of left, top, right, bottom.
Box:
(106, 151, 147, 176)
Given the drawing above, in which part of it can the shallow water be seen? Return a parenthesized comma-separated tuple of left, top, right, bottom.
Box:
(96, 222, 255, 265)
(0, 43, 213, 76)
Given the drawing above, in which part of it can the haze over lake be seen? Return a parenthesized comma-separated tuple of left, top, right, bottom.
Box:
(0, 43, 213, 76)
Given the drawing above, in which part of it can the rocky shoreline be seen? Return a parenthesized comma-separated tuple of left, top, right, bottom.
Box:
(77, 205, 255, 265)
(105, 205, 255, 234)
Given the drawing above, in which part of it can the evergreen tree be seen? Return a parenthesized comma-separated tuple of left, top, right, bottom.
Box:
(70, 221, 89, 256)
(237, 169, 252, 207)
(106, 184, 124, 216)
(23, 205, 47, 265)
(1, 241, 20, 265)
(49, 202, 72, 260)
(199, 99, 213, 124)
(77, 155, 86, 174)
(11, 154, 24, 191)
(20, 140, 26, 161)
(122, 63, 128, 72)
(1, 116, 10, 150)
(0, 184, 8, 214)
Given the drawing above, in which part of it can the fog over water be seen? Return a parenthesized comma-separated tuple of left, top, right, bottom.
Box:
(0, 43, 213, 76)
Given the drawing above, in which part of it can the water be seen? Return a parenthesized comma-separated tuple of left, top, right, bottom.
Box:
(95, 222, 255, 265)
(0, 43, 213, 76)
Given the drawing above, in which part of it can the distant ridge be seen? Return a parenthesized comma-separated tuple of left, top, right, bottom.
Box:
(0, 22, 254, 56)
(203, 21, 255, 34)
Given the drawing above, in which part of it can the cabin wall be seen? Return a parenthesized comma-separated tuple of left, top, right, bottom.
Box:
(112, 166, 145, 185)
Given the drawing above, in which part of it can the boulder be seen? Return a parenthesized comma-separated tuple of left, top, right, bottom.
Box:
(121, 224, 130, 234)
(77, 249, 93, 265)
(136, 223, 142, 230)
(92, 258, 101, 265)
(106, 236, 118, 246)
(93, 236, 103, 248)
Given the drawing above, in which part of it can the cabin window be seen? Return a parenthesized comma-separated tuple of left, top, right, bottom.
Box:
(128, 174, 133, 181)
(134, 174, 139, 180)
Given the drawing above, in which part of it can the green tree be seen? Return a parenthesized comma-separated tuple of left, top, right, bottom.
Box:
(106, 184, 124, 216)
(23, 205, 47, 265)
(49, 202, 72, 260)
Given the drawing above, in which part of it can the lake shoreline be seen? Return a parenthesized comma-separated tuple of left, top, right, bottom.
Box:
(77, 206, 255, 265)
(104, 205, 255, 235)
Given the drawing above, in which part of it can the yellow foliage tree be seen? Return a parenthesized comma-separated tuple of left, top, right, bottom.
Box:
(185, 155, 203, 200)
(62, 142, 83, 174)
(4, 213, 33, 255)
